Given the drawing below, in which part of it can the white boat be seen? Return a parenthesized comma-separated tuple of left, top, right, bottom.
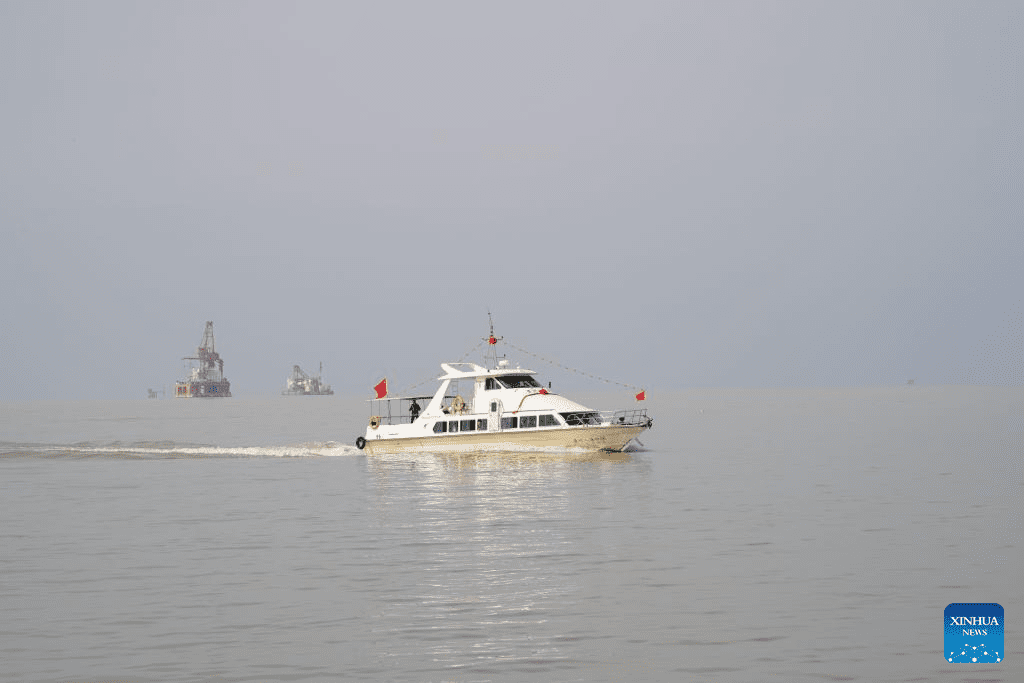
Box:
(354, 326, 652, 454)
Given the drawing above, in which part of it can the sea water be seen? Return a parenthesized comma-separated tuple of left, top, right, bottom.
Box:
(1, 387, 1021, 682)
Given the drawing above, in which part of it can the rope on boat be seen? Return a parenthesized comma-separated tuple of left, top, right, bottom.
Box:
(392, 339, 485, 397)
(390, 336, 646, 399)
(505, 340, 645, 392)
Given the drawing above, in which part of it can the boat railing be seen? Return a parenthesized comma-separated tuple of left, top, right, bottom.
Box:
(601, 409, 651, 427)
(370, 395, 438, 426)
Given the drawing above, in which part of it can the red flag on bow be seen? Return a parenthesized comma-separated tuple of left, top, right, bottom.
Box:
(374, 378, 388, 399)
(635, 390, 646, 401)
(538, 388, 548, 394)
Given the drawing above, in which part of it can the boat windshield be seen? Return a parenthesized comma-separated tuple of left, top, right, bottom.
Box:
(497, 375, 541, 389)
(561, 411, 603, 426)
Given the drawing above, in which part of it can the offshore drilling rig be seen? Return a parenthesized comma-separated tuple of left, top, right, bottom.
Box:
(282, 362, 334, 396)
(175, 321, 232, 398)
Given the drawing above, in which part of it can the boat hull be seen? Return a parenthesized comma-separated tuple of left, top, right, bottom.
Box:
(362, 424, 648, 455)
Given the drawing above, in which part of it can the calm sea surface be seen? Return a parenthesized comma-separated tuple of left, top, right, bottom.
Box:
(1, 387, 1021, 682)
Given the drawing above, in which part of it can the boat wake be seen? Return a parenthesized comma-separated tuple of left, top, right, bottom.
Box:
(2, 441, 363, 459)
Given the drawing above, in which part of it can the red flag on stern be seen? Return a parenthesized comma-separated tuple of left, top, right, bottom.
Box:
(374, 378, 388, 399)
(635, 390, 646, 401)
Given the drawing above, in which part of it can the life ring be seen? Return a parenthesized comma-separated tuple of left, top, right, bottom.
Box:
(451, 396, 465, 413)
(355, 436, 366, 449)
(369, 416, 381, 430)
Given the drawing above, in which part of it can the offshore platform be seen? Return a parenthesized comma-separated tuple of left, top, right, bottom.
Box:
(282, 362, 334, 396)
(175, 321, 232, 398)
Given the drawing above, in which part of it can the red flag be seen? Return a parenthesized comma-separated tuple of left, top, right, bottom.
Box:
(539, 388, 548, 394)
(635, 390, 646, 401)
(374, 378, 387, 399)
(488, 335, 497, 345)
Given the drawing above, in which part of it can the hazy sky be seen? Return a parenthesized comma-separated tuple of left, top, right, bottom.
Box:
(1, 1, 1021, 400)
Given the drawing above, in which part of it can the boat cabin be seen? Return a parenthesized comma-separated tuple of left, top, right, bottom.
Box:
(367, 361, 646, 434)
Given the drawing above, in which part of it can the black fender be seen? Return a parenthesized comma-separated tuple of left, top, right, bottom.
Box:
(355, 436, 366, 450)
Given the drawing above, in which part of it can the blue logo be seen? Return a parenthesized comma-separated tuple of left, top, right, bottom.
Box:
(945, 603, 1003, 663)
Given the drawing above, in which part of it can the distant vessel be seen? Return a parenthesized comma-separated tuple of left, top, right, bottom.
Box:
(175, 321, 232, 398)
(355, 320, 652, 454)
(282, 363, 334, 396)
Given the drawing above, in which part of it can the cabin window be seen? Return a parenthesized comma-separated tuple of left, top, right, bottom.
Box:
(501, 416, 518, 429)
(460, 419, 476, 431)
(497, 375, 541, 389)
(561, 411, 602, 426)
(448, 420, 460, 432)
(520, 415, 537, 428)
(433, 421, 447, 433)
(477, 419, 487, 430)
(490, 402, 497, 412)
(486, 378, 500, 390)
(539, 414, 560, 427)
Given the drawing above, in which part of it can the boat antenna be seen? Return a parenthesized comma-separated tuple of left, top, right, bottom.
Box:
(484, 310, 503, 369)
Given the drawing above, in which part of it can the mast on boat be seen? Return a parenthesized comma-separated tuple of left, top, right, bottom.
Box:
(484, 310, 504, 369)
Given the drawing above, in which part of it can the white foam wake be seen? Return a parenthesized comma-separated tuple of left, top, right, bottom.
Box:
(43, 442, 362, 458)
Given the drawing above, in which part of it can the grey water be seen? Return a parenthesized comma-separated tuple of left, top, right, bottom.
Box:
(1, 387, 1021, 682)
